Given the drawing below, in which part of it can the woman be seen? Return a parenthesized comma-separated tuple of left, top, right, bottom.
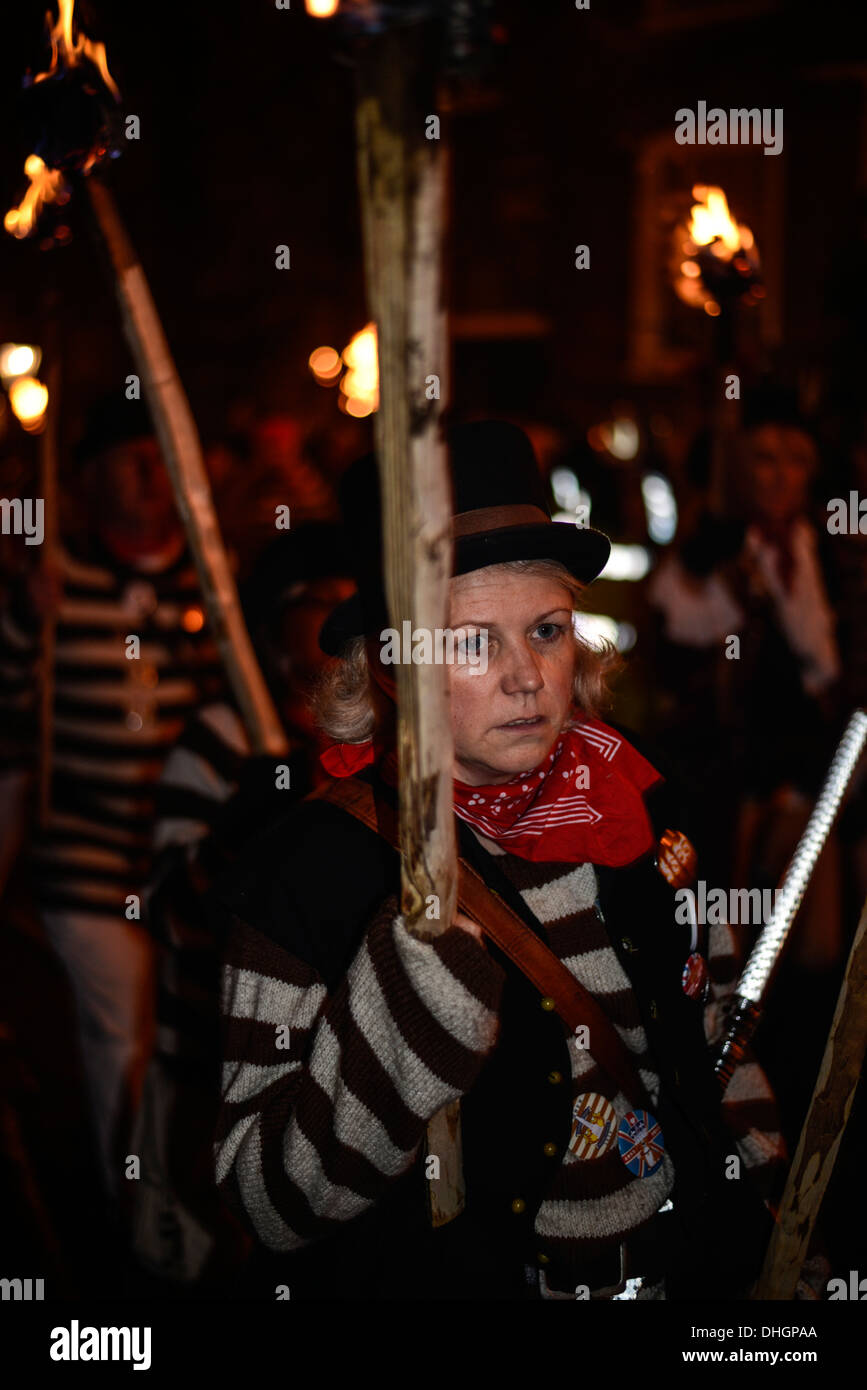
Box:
(212, 421, 780, 1301)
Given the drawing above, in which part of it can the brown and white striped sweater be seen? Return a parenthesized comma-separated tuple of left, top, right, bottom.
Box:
(488, 845, 675, 1293)
(480, 835, 784, 1296)
(216, 896, 503, 1250)
(216, 822, 784, 1295)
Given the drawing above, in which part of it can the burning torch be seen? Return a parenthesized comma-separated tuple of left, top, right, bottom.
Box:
(672, 184, 762, 514)
(5, 0, 286, 758)
(672, 184, 762, 329)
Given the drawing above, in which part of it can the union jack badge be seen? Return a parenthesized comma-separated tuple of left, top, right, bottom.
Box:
(617, 1109, 665, 1178)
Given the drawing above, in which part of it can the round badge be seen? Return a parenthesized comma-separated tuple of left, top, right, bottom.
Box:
(682, 951, 709, 1001)
(617, 1109, 665, 1178)
(568, 1092, 618, 1160)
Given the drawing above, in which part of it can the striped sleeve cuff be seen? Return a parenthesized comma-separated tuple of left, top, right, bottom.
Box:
(215, 906, 505, 1253)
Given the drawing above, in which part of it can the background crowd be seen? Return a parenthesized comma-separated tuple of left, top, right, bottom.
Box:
(1, 0, 866, 1300)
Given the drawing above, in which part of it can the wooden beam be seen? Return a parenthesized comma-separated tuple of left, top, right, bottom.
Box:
(754, 892, 867, 1299)
(85, 178, 287, 758)
(355, 24, 463, 1225)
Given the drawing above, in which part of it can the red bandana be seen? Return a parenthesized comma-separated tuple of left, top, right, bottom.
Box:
(320, 715, 662, 868)
(319, 740, 379, 778)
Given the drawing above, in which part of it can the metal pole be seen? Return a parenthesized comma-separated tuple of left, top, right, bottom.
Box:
(715, 709, 867, 1088)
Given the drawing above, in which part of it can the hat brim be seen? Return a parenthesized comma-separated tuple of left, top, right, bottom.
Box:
(318, 522, 611, 656)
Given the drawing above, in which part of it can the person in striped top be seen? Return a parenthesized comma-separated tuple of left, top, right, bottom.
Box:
(0, 398, 223, 1201)
(212, 421, 784, 1300)
(123, 530, 353, 1284)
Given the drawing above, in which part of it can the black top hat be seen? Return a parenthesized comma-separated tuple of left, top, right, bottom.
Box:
(318, 419, 610, 656)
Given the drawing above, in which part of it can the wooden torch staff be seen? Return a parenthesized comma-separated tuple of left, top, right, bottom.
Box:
(84, 177, 287, 759)
(355, 25, 463, 1224)
(754, 891, 867, 1299)
(38, 318, 61, 826)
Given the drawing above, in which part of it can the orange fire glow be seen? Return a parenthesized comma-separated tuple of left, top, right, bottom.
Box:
(308, 346, 342, 384)
(4, 155, 67, 239)
(673, 184, 760, 314)
(182, 606, 205, 634)
(9, 375, 49, 429)
(339, 323, 379, 416)
(688, 185, 742, 254)
(5, 2, 121, 239)
(34, 0, 120, 101)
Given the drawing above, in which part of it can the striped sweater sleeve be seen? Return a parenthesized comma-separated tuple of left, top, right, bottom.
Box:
(152, 704, 250, 854)
(215, 896, 505, 1251)
(704, 920, 787, 1193)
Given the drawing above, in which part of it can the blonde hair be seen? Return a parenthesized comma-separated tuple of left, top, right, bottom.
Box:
(310, 558, 621, 744)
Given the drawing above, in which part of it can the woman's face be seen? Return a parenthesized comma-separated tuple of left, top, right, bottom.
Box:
(448, 567, 576, 786)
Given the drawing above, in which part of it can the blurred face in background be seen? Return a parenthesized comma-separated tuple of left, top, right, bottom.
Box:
(744, 423, 816, 526)
(277, 577, 356, 737)
(92, 437, 183, 559)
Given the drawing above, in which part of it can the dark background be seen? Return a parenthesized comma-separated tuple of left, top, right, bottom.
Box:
(1, 0, 866, 1307)
(1, 0, 865, 445)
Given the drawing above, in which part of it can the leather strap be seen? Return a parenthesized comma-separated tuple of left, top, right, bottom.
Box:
(310, 775, 651, 1111)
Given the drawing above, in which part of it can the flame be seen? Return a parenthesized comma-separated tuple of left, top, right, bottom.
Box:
(9, 375, 49, 427)
(308, 345, 342, 384)
(673, 184, 760, 313)
(0, 343, 41, 381)
(306, 0, 340, 14)
(4, 155, 66, 239)
(310, 324, 379, 415)
(34, 0, 120, 101)
(182, 606, 205, 634)
(5, 2, 120, 239)
(688, 185, 746, 257)
(339, 323, 378, 416)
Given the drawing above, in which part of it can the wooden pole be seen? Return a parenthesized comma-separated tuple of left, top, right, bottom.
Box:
(84, 177, 287, 758)
(753, 891, 867, 1299)
(355, 24, 463, 1225)
(38, 310, 61, 826)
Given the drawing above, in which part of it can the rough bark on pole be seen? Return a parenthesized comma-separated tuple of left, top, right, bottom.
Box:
(355, 24, 463, 1224)
(84, 176, 286, 759)
(753, 891, 867, 1299)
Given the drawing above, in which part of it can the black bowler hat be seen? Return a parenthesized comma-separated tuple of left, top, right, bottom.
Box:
(318, 419, 611, 656)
